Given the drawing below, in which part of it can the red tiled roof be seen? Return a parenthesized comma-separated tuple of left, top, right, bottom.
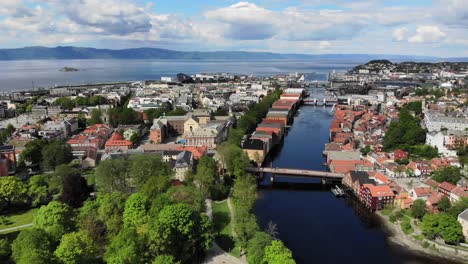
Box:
(439, 181, 456, 192)
(413, 187, 433, 197)
(366, 184, 395, 197)
(451, 187, 468, 198)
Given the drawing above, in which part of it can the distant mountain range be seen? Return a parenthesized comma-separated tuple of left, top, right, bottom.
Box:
(0, 46, 466, 62)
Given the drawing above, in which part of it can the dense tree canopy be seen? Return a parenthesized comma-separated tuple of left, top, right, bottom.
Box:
(0, 176, 26, 207)
(194, 155, 218, 197)
(12, 228, 55, 264)
(55, 96, 107, 110)
(383, 108, 426, 151)
(411, 199, 427, 219)
(88, 109, 104, 125)
(27, 175, 49, 207)
(448, 197, 468, 218)
(59, 172, 89, 208)
(130, 155, 173, 190)
(95, 158, 131, 193)
(34, 201, 75, 241)
(431, 166, 462, 185)
(54, 231, 97, 264)
(149, 203, 214, 263)
(421, 213, 464, 244)
(247, 232, 273, 264)
(152, 254, 180, 264)
(262, 240, 296, 264)
(104, 228, 146, 264)
(18, 139, 47, 167)
(123, 193, 150, 229)
(42, 141, 73, 170)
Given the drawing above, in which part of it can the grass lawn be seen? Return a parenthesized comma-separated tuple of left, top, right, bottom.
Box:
(0, 208, 38, 232)
(212, 201, 240, 257)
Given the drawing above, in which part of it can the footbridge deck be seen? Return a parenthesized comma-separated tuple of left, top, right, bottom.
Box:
(246, 167, 344, 180)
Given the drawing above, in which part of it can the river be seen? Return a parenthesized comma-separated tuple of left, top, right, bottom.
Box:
(253, 88, 458, 264)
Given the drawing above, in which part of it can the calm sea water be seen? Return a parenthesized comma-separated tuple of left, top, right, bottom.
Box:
(0, 59, 363, 91)
(254, 88, 459, 264)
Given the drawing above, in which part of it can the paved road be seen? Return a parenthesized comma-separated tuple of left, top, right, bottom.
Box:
(0, 223, 32, 233)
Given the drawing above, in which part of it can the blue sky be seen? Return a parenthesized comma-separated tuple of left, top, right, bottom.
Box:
(0, 0, 466, 57)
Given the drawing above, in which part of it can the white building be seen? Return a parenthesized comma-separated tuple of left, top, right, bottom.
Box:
(424, 111, 468, 132)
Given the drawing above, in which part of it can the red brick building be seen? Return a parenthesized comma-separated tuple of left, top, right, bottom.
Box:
(360, 184, 395, 211)
(438, 181, 456, 197)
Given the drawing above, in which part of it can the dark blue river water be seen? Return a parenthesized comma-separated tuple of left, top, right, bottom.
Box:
(253, 89, 457, 264)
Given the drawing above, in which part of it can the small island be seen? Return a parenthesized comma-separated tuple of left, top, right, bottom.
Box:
(59, 67, 79, 72)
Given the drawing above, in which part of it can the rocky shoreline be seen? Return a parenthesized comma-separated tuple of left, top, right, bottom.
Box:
(377, 212, 468, 264)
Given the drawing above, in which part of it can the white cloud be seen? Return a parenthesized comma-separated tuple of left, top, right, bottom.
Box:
(205, 2, 277, 40)
(408, 26, 446, 43)
(392, 27, 408, 42)
(319, 41, 331, 49)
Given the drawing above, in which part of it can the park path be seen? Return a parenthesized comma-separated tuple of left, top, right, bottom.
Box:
(203, 199, 244, 264)
(0, 223, 32, 233)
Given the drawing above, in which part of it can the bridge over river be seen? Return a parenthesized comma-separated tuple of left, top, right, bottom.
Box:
(246, 167, 344, 183)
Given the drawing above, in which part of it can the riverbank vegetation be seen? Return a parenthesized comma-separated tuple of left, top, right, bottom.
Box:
(216, 89, 296, 263)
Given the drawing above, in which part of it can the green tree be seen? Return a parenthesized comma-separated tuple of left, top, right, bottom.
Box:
(194, 156, 217, 197)
(0, 176, 26, 207)
(411, 199, 427, 219)
(233, 174, 257, 211)
(247, 232, 273, 264)
(421, 213, 464, 243)
(95, 158, 131, 193)
(123, 193, 150, 229)
(54, 232, 97, 264)
(55, 97, 75, 110)
(34, 201, 75, 241)
(12, 228, 55, 264)
(383, 108, 426, 151)
(149, 203, 214, 263)
(27, 175, 49, 207)
(77, 113, 87, 129)
(77, 199, 106, 247)
(235, 210, 259, 249)
(88, 109, 103, 125)
(360, 145, 372, 156)
(166, 186, 205, 213)
(130, 155, 173, 189)
(97, 192, 127, 237)
(166, 108, 187, 116)
(104, 228, 146, 264)
(152, 255, 180, 264)
(42, 141, 73, 170)
(48, 164, 79, 194)
(0, 238, 11, 261)
(18, 139, 46, 167)
(448, 197, 468, 217)
(262, 240, 295, 264)
(437, 196, 451, 212)
(431, 166, 461, 185)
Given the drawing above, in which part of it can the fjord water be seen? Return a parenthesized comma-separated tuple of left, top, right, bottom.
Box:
(253, 89, 455, 264)
(0, 59, 361, 91)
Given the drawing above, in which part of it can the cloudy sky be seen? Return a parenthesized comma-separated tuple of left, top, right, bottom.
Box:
(0, 0, 467, 57)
